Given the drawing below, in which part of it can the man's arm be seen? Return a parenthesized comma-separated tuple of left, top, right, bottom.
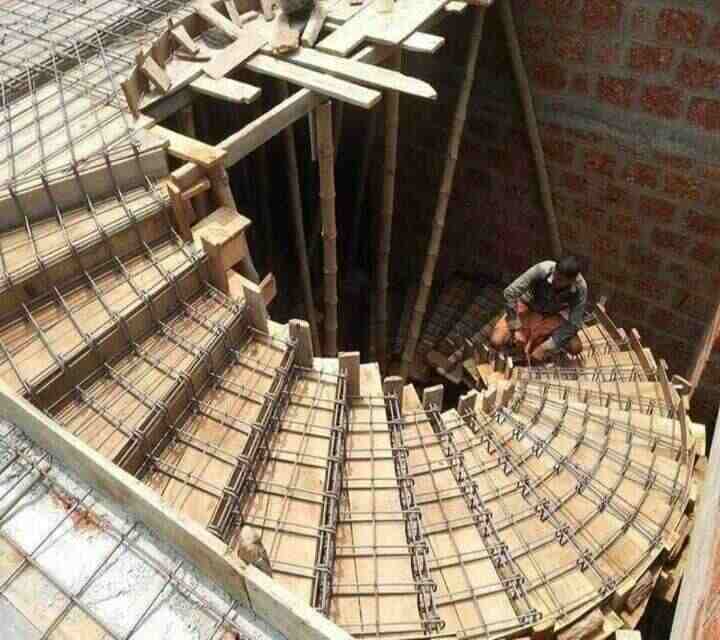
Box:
(504, 262, 551, 328)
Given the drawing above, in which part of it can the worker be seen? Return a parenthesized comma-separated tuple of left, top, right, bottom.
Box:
(490, 255, 587, 363)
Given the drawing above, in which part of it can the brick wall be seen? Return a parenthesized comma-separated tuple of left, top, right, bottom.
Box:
(391, 1, 720, 428)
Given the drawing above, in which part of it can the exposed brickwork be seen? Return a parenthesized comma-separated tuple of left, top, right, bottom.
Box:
(394, 2, 720, 426)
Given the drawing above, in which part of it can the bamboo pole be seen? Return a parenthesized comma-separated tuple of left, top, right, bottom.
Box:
(177, 104, 209, 218)
(316, 101, 339, 356)
(347, 106, 378, 270)
(399, 8, 486, 380)
(374, 49, 401, 371)
(500, 0, 562, 259)
(277, 80, 321, 354)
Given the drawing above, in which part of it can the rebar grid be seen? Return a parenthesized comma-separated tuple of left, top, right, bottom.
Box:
(401, 410, 526, 639)
(516, 378, 676, 418)
(517, 362, 651, 384)
(0, 421, 268, 640)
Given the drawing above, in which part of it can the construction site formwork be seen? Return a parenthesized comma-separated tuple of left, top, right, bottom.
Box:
(0, 1, 713, 640)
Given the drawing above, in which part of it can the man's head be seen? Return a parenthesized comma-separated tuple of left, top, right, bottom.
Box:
(553, 255, 583, 290)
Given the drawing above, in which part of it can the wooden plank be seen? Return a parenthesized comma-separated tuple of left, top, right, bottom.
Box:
(224, 0, 243, 24)
(270, 11, 300, 53)
(191, 75, 261, 103)
(196, 2, 245, 38)
(592, 302, 624, 345)
(171, 24, 200, 54)
(289, 319, 314, 366)
(317, 0, 446, 55)
(627, 329, 654, 376)
(301, 4, 327, 47)
(151, 125, 227, 167)
(246, 53, 381, 108)
(339, 352, 360, 396)
(204, 31, 267, 79)
(403, 31, 444, 53)
(278, 46, 436, 99)
(141, 56, 172, 93)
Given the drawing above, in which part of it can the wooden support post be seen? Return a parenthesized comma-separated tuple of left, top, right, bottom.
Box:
(384, 376, 404, 411)
(167, 181, 193, 240)
(289, 319, 314, 366)
(499, 0, 562, 259)
(671, 407, 720, 640)
(252, 100, 274, 272)
(400, 8, 486, 380)
(339, 352, 360, 396)
(316, 101, 339, 357)
(197, 212, 252, 294)
(243, 280, 270, 333)
(628, 328, 654, 376)
(687, 294, 720, 398)
(177, 105, 209, 218)
(481, 386, 497, 414)
(207, 162, 260, 283)
(458, 390, 478, 416)
(423, 384, 444, 411)
(593, 301, 624, 345)
(375, 48, 401, 371)
(277, 80, 321, 355)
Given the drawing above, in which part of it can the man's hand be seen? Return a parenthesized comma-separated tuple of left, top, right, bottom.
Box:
(530, 343, 549, 363)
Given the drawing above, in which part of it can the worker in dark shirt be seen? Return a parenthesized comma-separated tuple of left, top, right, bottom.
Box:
(490, 256, 587, 363)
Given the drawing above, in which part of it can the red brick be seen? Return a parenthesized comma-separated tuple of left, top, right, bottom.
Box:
(529, 0, 577, 19)
(529, 61, 568, 91)
(598, 268, 624, 288)
(665, 172, 702, 201)
(575, 204, 605, 225)
(710, 22, 720, 50)
(638, 195, 675, 223)
(691, 241, 720, 264)
(652, 228, 686, 254)
(657, 9, 706, 46)
(678, 55, 720, 90)
(635, 277, 668, 303)
(520, 26, 549, 51)
(564, 127, 602, 144)
(653, 152, 694, 171)
(571, 73, 590, 95)
(563, 171, 587, 193)
(686, 210, 720, 238)
(701, 164, 720, 182)
(598, 75, 637, 108)
(543, 138, 575, 165)
(592, 234, 619, 257)
(602, 183, 629, 205)
(628, 43, 674, 72)
(625, 245, 661, 271)
(583, 0, 622, 32)
(624, 162, 658, 188)
(608, 213, 641, 239)
(631, 7, 652, 36)
(597, 43, 621, 66)
(688, 97, 720, 131)
(640, 85, 683, 119)
(584, 150, 616, 176)
(554, 31, 587, 62)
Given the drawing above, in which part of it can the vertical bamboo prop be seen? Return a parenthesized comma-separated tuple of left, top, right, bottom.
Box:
(500, 0, 562, 259)
(400, 9, 486, 380)
(374, 48, 401, 370)
(177, 104, 209, 218)
(316, 101, 338, 356)
(277, 80, 321, 354)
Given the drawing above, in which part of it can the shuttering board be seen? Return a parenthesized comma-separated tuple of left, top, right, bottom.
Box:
(242, 365, 342, 604)
(332, 364, 428, 637)
(0, 237, 192, 395)
(146, 330, 289, 527)
(401, 408, 521, 638)
(51, 288, 237, 461)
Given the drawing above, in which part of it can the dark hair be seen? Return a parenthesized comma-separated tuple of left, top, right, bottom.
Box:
(557, 255, 582, 279)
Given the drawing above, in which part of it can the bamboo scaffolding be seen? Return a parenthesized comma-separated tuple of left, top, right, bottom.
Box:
(374, 49, 401, 371)
(277, 80, 321, 355)
(400, 8, 486, 380)
(499, 0, 562, 259)
(316, 101, 338, 356)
